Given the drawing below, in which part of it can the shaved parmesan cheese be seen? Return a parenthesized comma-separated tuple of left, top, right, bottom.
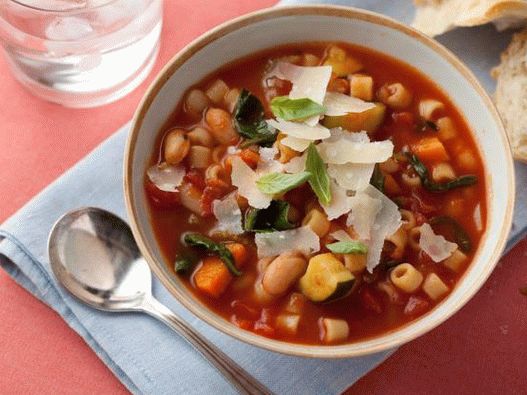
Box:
(346, 193, 382, 240)
(321, 181, 353, 220)
(211, 193, 243, 235)
(280, 136, 312, 152)
(255, 226, 320, 258)
(257, 146, 283, 174)
(267, 119, 330, 140)
(363, 186, 402, 272)
(283, 152, 307, 173)
(323, 92, 376, 116)
(147, 163, 185, 192)
(269, 62, 332, 105)
(419, 223, 458, 263)
(327, 128, 370, 144)
(230, 156, 272, 209)
(329, 230, 353, 242)
(318, 137, 394, 164)
(328, 162, 375, 191)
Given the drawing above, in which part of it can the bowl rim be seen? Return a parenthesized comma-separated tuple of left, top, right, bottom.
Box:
(124, 4, 515, 358)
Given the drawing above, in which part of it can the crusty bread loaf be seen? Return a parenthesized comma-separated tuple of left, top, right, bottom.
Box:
(412, 0, 527, 37)
(492, 28, 527, 162)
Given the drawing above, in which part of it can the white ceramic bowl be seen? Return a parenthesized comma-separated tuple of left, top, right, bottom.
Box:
(124, 5, 515, 358)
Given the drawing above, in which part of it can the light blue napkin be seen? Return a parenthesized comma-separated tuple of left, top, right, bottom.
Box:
(1, 2, 526, 395)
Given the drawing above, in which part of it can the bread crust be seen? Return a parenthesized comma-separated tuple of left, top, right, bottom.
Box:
(492, 28, 527, 162)
(412, 0, 527, 37)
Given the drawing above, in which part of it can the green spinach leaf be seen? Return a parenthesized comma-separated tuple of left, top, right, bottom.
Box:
(244, 200, 296, 232)
(406, 153, 477, 193)
(234, 89, 277, 147)
(183, 233, 241, 276)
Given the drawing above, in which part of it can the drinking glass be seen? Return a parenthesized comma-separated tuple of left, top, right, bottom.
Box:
(0, 0, 163, 107)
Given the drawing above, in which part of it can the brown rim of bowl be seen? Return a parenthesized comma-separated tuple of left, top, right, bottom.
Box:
(124, 5, 515, 358)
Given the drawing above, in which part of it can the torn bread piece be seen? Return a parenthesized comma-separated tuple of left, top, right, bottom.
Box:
(492, 28, 527, 162)
(412, 0, 527, 37)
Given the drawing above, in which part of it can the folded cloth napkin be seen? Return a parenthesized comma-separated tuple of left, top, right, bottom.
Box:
(1, 1, 526, 395)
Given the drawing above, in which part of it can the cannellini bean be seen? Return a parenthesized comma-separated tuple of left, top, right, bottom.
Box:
(188, 127, 215, 147)
(164, 129, 190, 165)
(377, 82, 413, 109)
(206, 79, 229, 104)
(205, 108, 238, 144)
(185, 89, 209, 116)
(262, 251, 307, 296)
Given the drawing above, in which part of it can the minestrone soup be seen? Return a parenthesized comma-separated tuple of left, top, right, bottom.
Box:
(145, 43, 486, 345)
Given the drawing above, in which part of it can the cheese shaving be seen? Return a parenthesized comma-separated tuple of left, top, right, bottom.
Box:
(269, 61, 332, 105)
(283, 152, 307, 173)
(329, 230, 353, 242)
(346, 193, 382, 240)
(147, 163, 185, 192)
(318, 137, 394, 164)
(211, 192, 243, 235)
(230, 156, 272, 209)
(267, 118, 330, 140)
(255, 226, 320, 258)
(321, 181, 353, 220)
(419, 223, 458, 263)
(280, 136, 312, 152)
(363, 186, 402, 272)
(257, 146, 283, 174)
(323, 91, 376, 116)
(327, 162, 375, 191)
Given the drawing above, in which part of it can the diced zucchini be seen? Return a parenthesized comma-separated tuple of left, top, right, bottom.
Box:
(299, 253, 355, 303)
(323, 46, 362, 77)
(322, 102, 386, 132)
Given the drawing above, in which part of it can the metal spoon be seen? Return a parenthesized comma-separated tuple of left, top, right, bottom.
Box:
(48, 207, 272, 395)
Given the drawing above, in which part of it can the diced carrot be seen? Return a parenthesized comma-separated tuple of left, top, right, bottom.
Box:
(384, 174, 402, 195)
(194, 256, 233, 298)
(239, 148, 260, 168)
(411, 137, 449, 163)
(225, 243, 248, 268)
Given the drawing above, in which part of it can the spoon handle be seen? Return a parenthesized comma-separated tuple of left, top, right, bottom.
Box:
(142, 297, 274, 395)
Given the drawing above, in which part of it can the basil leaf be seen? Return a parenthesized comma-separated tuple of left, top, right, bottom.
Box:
(305, 143, 331, 205)
(234, 89, 277, 147)
(256, 171, 311, 194)
(270, 96, 325, 121)
(174, 253, 197, 274)
(406, 153, 477, 193)
(244, 200, 296, 232)
(183, 233, 241, 276)
(370, 163, 385, 193)
(327, 241, 368, 254)
(430, 216, 472, 253)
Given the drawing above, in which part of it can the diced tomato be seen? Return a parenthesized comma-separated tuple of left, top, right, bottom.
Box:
(230, 300, 259, 319)
(230, 314, 253, 330)
(404, 296, 430, 316)
(200, 187, 220, 217)
(239, 149, 260, 169)
(184, 169, 206, 190)
(253, 321, 276, 338)
(392, 111, 414, 126)
(145, 180, 180, 209)
(359, 285, 383, 314)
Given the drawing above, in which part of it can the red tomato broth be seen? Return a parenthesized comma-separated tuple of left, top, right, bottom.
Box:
(145, 42, 487, 345)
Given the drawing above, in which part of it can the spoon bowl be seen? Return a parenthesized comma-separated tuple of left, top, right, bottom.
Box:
(47, 207, 271, 395)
